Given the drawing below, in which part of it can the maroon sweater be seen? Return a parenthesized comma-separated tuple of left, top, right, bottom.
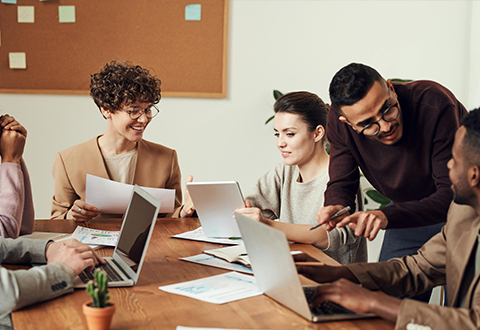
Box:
(325, 80, 467, 229)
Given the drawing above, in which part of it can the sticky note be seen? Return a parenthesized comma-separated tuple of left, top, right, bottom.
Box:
(59, 6, 76, 23)
(185, 4, 201, 21)
(9, 52, 27, 69)
(18, 6, 34, 23)
(1, 0, 17, 4)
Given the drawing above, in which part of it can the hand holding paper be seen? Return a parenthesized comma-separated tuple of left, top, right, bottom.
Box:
(85, 174, 175, 214)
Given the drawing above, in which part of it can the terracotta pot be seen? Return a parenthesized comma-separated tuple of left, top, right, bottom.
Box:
(82, 302, 116, 330)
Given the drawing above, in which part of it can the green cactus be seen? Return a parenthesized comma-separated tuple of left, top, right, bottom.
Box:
(86, 269, 110, 308)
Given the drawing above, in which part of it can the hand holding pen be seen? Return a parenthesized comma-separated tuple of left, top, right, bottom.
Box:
(310, 206, 351, 231)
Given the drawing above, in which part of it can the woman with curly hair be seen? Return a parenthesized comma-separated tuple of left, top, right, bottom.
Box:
(51, 61, 193, 221)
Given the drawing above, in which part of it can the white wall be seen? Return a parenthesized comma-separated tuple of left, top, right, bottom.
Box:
(1, 0, 478, 249)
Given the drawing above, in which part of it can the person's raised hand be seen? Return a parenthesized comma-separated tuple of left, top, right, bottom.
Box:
(180, 175, 196, 217)
(66, 200, 99, 222)
(0, 115, 27, 164)
(0, 130, 25, 164)
(0, 115, 27, 137)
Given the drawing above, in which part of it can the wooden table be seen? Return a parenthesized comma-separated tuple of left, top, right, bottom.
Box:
(11, 218, 395, 330)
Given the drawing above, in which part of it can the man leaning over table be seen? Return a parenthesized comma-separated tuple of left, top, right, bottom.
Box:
(297, 108, 480, 329)
(315, 63, 467, 301)
(0, 237, 104, 329)
(0, 115, 34, 238)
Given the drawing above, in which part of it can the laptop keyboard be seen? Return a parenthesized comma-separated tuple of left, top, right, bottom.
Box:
(78, 261, 123, 284)
(304, 287, 356, 316)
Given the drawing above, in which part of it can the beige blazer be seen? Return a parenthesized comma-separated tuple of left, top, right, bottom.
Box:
(347, 203, 480, 330)
(51, 137, 182, 219)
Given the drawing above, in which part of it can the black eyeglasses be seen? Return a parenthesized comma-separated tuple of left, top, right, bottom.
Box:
(120, 105, 160, 120)
(357, 102, 399, 136)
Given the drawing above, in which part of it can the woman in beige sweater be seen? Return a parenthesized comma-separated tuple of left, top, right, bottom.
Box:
(235, 92, 366, 264)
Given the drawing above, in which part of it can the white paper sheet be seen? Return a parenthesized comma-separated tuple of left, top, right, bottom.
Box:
(70, 226, 119, 246)
(85, 174, 175, 214)
(159, 272, 261, 304)
(172, 227, 242, 245)
(180, 253, 253, 275)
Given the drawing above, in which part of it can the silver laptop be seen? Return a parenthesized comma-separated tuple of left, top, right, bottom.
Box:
(74, 185, 160, 288)
(186, 181, 244, 238)
(235, 212, 376, 322)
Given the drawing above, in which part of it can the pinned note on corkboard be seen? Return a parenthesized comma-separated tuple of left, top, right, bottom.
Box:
(0, 0, 228, 98)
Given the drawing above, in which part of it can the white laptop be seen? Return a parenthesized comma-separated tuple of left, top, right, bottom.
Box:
(73, 185, 160, 288)
(235, 212, 376, 322)
(186, 181, 244, 238)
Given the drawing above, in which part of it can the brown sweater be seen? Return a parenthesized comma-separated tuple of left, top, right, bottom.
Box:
(325, 80, 467, 229)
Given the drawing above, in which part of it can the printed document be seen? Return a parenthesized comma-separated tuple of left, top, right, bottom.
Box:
(172, 227, 242, 245)
(85, 174, 175, 214)
(159, 272, 261, 304)
(70, 226, 119, 246)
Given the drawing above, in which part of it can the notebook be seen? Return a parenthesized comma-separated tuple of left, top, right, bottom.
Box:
(73, 185, 160, 288)
(186, 181, 244, 238)
(235, 212, 376, 322)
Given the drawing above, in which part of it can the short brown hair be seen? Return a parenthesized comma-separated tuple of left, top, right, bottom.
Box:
(90, 61, 161, 115)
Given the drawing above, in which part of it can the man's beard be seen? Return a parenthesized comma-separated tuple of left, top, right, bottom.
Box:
(453, 185, 474, 206)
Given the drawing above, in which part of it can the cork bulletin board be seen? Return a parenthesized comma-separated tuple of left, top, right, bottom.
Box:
(0, 0, 228, 98)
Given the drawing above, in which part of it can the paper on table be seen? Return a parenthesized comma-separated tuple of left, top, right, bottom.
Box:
(203, 244, 250, 266)
(172, 227, 242, 245)
(180, 253, 253, 275)
(159, 272, 261, 304)
(70, 226, 119, 246)
(85, 174, 175, 214)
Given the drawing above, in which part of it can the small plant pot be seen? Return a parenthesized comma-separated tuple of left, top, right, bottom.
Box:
(82, 302, 116, 330)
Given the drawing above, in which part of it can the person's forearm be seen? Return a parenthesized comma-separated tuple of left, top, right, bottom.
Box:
(368, 291, 401, 323)
(266, 220, 329, 249)
(0, 163, 25, 238)
(19, 159, 34, 235)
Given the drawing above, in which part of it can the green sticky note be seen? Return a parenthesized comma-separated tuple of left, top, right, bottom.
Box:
(185, 4, 201, 21)
(1, 0, 17, 4)
(59, 5, 75, 23)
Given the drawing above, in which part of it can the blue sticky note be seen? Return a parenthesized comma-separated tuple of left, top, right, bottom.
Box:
(59, 5, 75, 23)
(185, 4, 201, 21)
(1, 0, 17, 4)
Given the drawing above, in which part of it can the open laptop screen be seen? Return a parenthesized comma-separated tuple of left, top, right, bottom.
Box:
(116, 190, 158, 273)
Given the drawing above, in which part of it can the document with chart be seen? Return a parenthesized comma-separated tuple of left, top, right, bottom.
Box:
(159, 272, 261, 304)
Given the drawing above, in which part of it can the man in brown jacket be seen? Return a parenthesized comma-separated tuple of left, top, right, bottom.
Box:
(297, 108, 480, 329)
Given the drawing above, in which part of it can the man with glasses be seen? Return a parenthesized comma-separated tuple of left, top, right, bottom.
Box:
(51, 61, 191, 221)
(314, 63, 467, 301)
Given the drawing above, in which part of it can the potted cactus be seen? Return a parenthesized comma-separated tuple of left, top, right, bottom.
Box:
(82, 269, 116, 330)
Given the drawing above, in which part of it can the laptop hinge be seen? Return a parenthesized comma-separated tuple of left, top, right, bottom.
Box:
(112, 258, 132, 280)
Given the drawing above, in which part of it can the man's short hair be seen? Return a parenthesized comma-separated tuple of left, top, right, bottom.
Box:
(461, 108, 480, 167)
(329, 63, 386, 113)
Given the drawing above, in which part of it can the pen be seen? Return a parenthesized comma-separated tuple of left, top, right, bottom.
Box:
(309, 206, 351, 231)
